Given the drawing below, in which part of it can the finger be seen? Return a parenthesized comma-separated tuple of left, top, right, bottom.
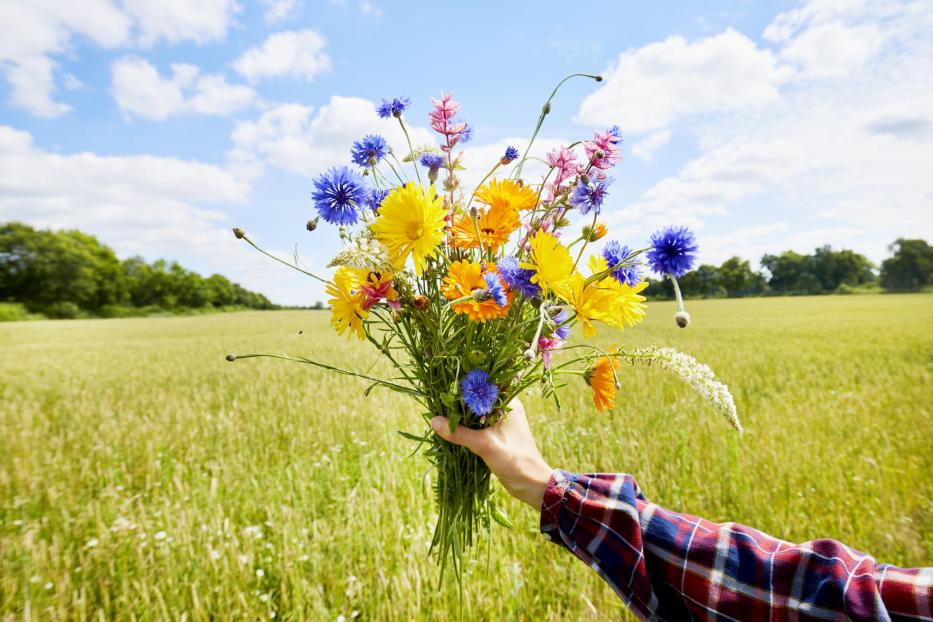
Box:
(431, 416, 488, 455)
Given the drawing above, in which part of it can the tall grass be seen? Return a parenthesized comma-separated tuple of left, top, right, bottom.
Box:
(1, 295, 931, 620)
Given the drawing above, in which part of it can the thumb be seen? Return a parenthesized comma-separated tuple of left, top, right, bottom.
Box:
(431, 416, 487, 455)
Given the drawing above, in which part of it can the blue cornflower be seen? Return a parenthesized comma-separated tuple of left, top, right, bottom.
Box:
(608, 125, 623, 144)
(549, 307, 571, 340)
(497, 256, 541, 299)
(501, 145, 519, 164)
(460, 369, 499, 417)
(311, 166, 366, 226)
(419, 153, 445, 170)
(482, 272, 508, 307)
(364, 188, 389, 212)
(350, 134, 388, 167)
(647, 226, 699, 277)
(570, 177, 612, 215)
(459, 126, 473, 144)
(602, 240, 642, 287)
(376, 96, 411, 119)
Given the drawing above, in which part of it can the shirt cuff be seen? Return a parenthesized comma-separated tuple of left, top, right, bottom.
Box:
(540, 468, 572, 543)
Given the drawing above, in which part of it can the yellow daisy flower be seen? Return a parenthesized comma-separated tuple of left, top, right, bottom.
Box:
(565, 272, 617, 337)
(370, 184, 446, 274)
(326, 267, 368, 339)
(585, 350, 621, 412)
(588, 255, 648, 330)
(475, 178, 538, 212)
(450, 203, 520, 252)
(520, 231, 574, 299)
(441, 260, 512, 322)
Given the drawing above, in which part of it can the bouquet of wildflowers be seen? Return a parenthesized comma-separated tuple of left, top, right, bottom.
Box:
(230, 73, 740, 582)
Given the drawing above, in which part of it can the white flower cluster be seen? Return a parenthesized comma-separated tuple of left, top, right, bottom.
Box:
(628, 347, 742, 432)
(327, 229, 395, 273)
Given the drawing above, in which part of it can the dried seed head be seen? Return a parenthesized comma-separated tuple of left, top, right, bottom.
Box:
(674, 310, 691, 328)
(232, 227, 245, 239)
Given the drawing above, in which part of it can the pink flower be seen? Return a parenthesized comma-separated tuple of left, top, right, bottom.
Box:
(537, 337, 563, 369)
(583, 129, 622, 173)
(361, 281, 401, 311)
(546, 146, 579, 187)
(429, 93, 470, 149)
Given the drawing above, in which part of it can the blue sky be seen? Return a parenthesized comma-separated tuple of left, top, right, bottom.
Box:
(1, 0, 930, 305)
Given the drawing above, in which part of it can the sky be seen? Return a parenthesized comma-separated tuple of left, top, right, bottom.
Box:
(1, 0, 931, 306)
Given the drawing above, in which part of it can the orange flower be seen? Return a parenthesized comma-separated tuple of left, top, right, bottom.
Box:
(585, 350, 620, 412)
(450, 203, 520, 251)
(475, 178, 538, 212)
(441, 260, 512, 322)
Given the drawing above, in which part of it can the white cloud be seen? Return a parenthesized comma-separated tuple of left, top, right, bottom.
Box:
(599, 0, 933, 267)
(112, 56, 257, 120)
(631, 130, 671, 161)
(121, 0, 239, 46)
(0, 0, 238, 117)
(358, 1, 383, 17)
(232, 29, 331, 83)
(229, 96, 434, 179)
(261, 0, 300, 24)
(0, 124, 316, 305)
(577, 29, 791, 133)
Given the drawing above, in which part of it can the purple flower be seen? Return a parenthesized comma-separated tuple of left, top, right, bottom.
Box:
(350, 134, 388, 167)
(311, 166, 366, 225)
(364, 188, 389, 212)
(497, 256, 540, 299)
(482, 272, 508, 307)
(602, 240, 642, 287)
(608, 126, 623, 144)
(459, 126, 473, 144)
(570, 177, 612, 215)
(501, 145, 519, 164)
(376, 96, 411, 119)
(549, 307, 571, 340)
(460, 369, 499, 417)
(419, 153, 445, 171)
(647, 226, 699, 277)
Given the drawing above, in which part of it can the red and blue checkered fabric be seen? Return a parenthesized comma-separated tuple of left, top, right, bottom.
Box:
(541, 470, 932, 621)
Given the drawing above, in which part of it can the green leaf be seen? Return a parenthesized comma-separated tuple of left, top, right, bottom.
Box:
(447, 410, 461, 434)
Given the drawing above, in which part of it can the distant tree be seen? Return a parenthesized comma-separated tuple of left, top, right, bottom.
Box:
(718, 256, 764, 297)
(807, 245, 875, 291)
(312, 301, 325, 310)
(0, 222, 127, 313)
(880, 239, 933, 291)
(1, 222, 277, 315)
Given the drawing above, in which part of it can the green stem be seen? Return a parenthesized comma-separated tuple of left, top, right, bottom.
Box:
(397, 117, 422, 185)
(238, 233, 329, 285)
(513, 72, 602, 179)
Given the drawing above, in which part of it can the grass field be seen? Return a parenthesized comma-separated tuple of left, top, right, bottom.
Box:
(1, 294, 931, 620)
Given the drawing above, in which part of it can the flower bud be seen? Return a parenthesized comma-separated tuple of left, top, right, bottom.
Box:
(306, 218, 319, 232)
(467, 350, 486, 366)
(582, 223, 607, 242)
(225, 353, 237, 362)
(232, 227, 245, 239)
(412, 296, 429, 310)
(542, 102, 551, 115)
(674, 310, 691, 328)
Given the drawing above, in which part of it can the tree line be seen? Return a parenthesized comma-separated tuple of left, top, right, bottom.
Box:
(0, 222, 276, 319)
(648, 239, 932, 300)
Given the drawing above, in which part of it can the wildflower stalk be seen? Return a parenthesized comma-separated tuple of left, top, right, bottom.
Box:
(397, 118, 422, 185)
(513, 72, 602, 179)
(233, 229, 329, 285)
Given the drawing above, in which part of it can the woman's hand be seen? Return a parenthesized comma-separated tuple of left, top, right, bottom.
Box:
(431, 399, 553, 509)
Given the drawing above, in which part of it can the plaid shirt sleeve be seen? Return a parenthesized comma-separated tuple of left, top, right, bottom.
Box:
(540, 469, 933, 621)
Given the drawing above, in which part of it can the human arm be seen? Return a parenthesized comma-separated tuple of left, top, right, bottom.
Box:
(431, 401, 933, 621)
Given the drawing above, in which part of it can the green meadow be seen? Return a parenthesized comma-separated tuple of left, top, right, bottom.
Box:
(1, 294, 931, 620)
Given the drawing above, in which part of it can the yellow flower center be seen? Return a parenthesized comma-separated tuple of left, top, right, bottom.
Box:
(406, 223, 424, 240)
